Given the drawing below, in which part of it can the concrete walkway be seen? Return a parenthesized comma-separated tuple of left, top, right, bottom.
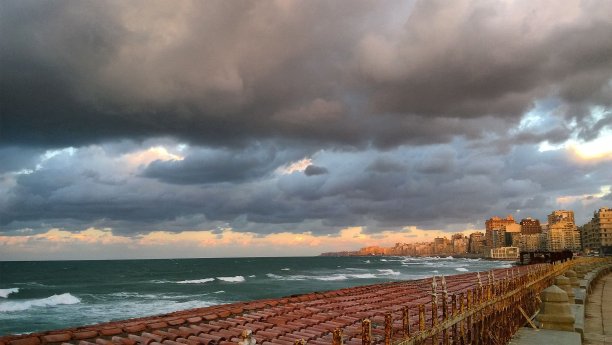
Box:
(584, 273, 612, 344)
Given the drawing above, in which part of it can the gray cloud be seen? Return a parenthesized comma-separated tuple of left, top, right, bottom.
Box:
(1, 1, 611, 246)
(2, 0, 612, 149)
(143, 144, 308, 184)
(304, 165, 328, 176)
(2, 140, 610, 236)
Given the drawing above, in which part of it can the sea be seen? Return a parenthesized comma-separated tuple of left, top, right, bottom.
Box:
(0, 256, 513, 335)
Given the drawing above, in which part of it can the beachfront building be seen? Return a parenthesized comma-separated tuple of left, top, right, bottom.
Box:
(520, 217, 542, 234)
(517, 233, 544, 252)
(547, 210, 581, 252)
(451, 234, 468, 254)
(468, 232, 485, 254)
(485, 215, 516, 249)
(490, 246, 520, 259)
(580, 207, 612, 255)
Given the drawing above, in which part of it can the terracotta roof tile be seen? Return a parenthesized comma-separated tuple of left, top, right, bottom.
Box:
(9, 338, 41, 345)
(77, 341, 97, 345)
(122, 324, 146, 334)
(72, 331, 98, 340)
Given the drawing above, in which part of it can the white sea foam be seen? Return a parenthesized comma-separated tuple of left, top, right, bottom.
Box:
(281, 268, 291, 271)
(380, 259, 387, 262)
(213, 291, 225, 294)
(0, 288, 19, 298)
(0, 293, 80, 312)
(176, 278, 215, 284)
(377, 269, 401, 276)
(217, 276, 245, 282)
(455, 267, 469, 272)
(266, 273, 283, 279)
(349, 273, 377, 279)
(364, 260, 371, 264)
(314, 274, 348, 281)
(248, 275, 256, 278)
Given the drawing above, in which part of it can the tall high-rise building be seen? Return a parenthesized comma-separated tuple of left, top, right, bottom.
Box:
(485, 215, 515, 248)
(547, 210, 581, 252)
(520, 218, 542, 234)
(468, 232, 485, 254)
(580, 207, 612, 255)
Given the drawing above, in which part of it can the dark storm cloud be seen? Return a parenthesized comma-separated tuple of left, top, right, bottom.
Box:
(1, 1, 612, 243)
(143, 144, 307, 184)
(3, 140, 610, 236)
(2, 0, 612, 149)
(304, 165, 328, 176)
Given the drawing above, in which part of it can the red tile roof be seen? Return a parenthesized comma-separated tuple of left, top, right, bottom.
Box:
(0, 266, 532, 345)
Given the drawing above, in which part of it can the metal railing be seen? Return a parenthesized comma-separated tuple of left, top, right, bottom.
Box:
(328, 257, 607, 345)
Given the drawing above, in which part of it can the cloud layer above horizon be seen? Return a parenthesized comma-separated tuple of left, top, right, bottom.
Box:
(1, 0, 611, 258)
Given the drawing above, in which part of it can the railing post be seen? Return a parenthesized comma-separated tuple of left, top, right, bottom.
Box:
(459, 293, 465, 344)
(432, 299, 439, 345)
(333, 329, 343, 345)
(402, 306, 410, 338)
(419, 304, 425, 332)
(451, 294, 458, 345)
(466, 289, 473, 343)
(362, 319, 372, 345)
(385, 312, 393, 345)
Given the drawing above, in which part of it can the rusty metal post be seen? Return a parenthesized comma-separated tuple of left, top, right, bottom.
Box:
(432, 299, 439, 345)
(442, 284, 450, 345)
(419, 304, 425, 332)
(459, 293, 465, 344)
(466, 289, 473, 344)
(384, 312, 393, 345)
(402, 306, 410, 338)
(362, 319, 371, 345)
(333, 328, 343, 345)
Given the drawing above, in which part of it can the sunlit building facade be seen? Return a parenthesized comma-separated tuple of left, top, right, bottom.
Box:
(547, 210, 581, 252)
(580, 207, 612, 255)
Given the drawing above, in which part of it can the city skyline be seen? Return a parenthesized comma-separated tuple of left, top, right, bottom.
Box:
(2, 1, 612, 260)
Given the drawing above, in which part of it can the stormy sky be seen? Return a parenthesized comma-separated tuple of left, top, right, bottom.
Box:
(1, 0, 611, 259)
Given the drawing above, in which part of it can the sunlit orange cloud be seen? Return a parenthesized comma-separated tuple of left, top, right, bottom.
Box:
(136, 226, 471, 251)
(0, 228, 132, 246)
(1, 226, 479, 259)
(556, 185, 611, 206)
(121, 146, 184, 167)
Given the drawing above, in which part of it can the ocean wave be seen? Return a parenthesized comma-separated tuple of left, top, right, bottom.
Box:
(377, 269, 401, 276)
(217, 276, 245, 282)
(0, 293, 80, 312)
(314, 274, 348, 281)
(380, 259, 387, 262)
(176, 278, 215, 284)
(349, 273, 377, 279)
(0, 288, 19, 298)
(455, 267, 469, 272)
(281, 268, 291, 271)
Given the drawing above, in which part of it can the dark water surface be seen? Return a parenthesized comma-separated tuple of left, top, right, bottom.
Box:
(0, 256, 512, 335)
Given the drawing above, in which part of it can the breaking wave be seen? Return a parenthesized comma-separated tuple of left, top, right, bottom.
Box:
(217, 276, 245, 282)
(176, 278, 215, 284)
(0, 293, 80, 312)
(0, 288, 19, 298)
(377, 269, 401, 276)
(455, 267, 469, 272)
